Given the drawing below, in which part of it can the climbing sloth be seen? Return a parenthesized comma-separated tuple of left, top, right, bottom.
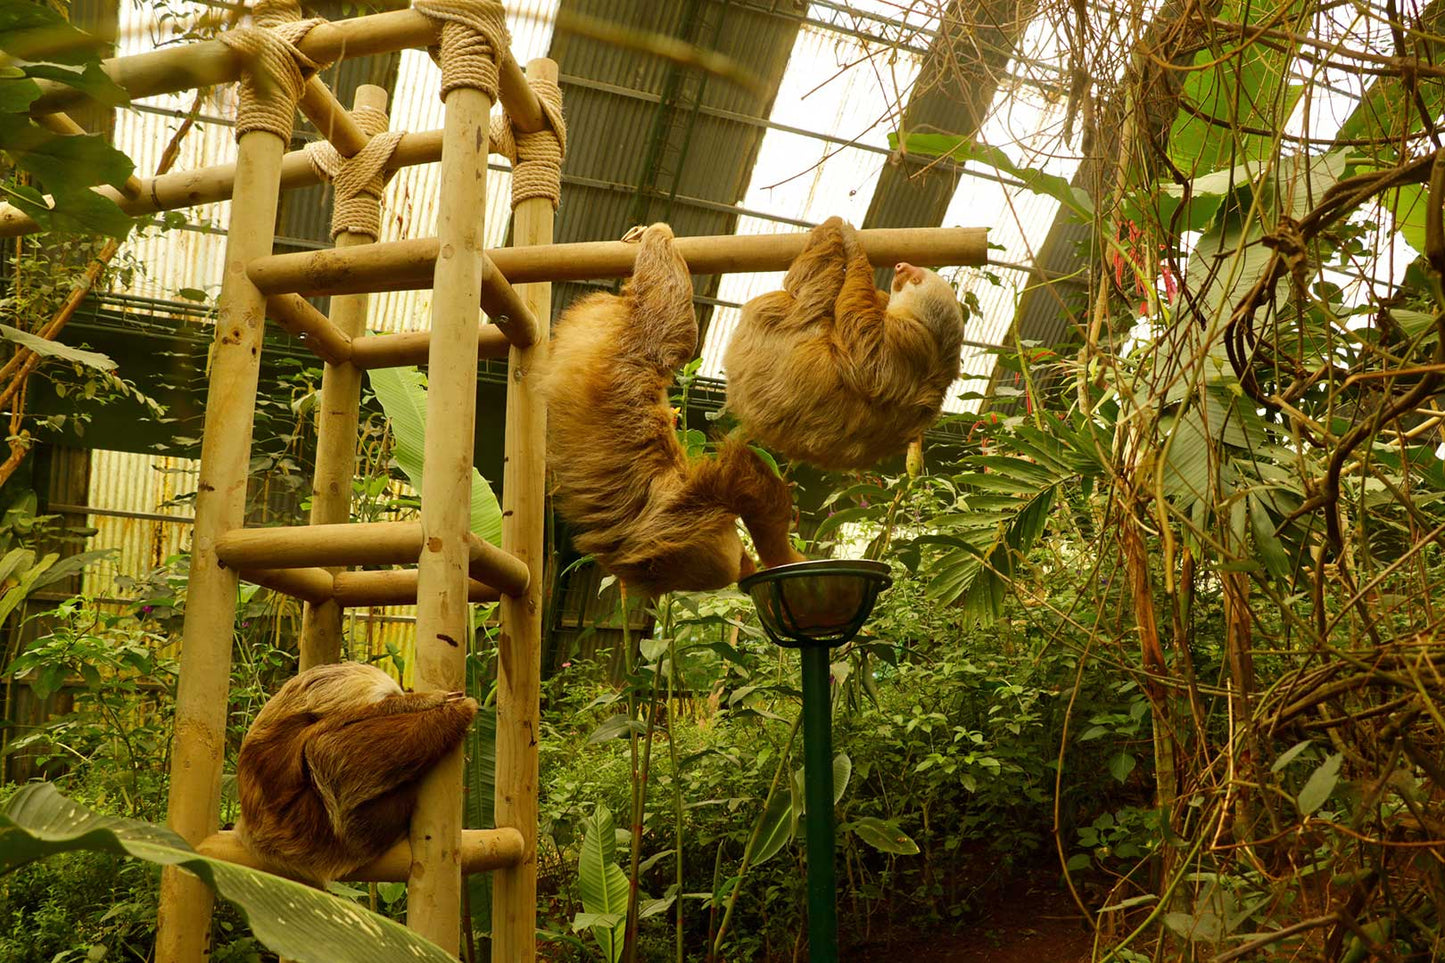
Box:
(541, 222, 803, 596)
(236, 662, 477, 886)
(724, 216, 965, 470)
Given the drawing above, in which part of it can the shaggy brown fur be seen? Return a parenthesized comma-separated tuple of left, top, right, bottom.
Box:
(723, 216, 965, 470)
(541, 222, 803, 596)
(236, 662, 476, 886)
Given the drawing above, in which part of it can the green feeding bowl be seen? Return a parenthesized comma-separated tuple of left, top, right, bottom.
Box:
(738, 559, 893, 648)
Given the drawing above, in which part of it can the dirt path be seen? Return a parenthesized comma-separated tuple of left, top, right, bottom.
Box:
(845, 872, 1093, 963)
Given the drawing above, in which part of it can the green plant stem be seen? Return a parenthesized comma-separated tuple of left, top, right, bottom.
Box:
(665, 603, 685, 963)
(710, 710, 803, 960)
(621, 585, 643, 963)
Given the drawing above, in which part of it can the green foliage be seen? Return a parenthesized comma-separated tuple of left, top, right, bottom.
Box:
(0, 0, 133, 238)
(575, 804, 629, 962)
(367, 366, 503, 544)
(0, 784, 453, 962)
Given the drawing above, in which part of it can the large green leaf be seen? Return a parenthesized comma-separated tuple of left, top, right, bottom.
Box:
(746, 782, 795, 867)
(0, 0, 107, 63)
(0, 323, 116, 372)
(367, 367, 503, 546)
(1296, 753, 1342, 816)
(576, 805, 629, 963)
(848, 817, 919, 855)
(0, 784, 452, 962)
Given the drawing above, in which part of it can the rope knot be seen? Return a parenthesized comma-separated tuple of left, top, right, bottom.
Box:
(305, 105, 404, 240)
(219, 1, 329, 142)
(415, 0, 512, 101)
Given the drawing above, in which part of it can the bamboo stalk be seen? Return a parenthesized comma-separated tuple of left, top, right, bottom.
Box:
(297, 77, 368, 157)
(465, 532, 531, 597)
(216, 521, 424, 569)
(31, 10, 546, 128)
(333, 569, 500, 607)
(154, 126, 287, 963)
(249, 245, 537, 342)
(491, 56, 556, 963)
(238, 566, 335, 603)
(347, 325, 511, 370)
(0, 129, 446, 239)
(406, 78, 492, 953)
(265, 294, 352, 365)
(299, 84, 386, 671)
(247, 226, 992, 294)
(197, 827, 526, 879)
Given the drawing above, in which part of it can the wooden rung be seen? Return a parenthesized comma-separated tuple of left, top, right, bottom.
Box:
(297, 77, 369, 157)
(265, 294, 352, 365)
(333, 569, 500, 606)
(247, 227, 991, 294)
(0, 129, 445, 239)
(217, 521, 424, 570)
(348, 325, 511, 370)
(465, 532, 531, 597)
(239, 566, 334, 603)
(196, 827, 525, 881)
(217, 522, 530, 597)
(483, 259, 538, 348)
(248, 244, 537, 346)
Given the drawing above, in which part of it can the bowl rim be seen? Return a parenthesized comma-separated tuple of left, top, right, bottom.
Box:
(737, 558, 893, 593)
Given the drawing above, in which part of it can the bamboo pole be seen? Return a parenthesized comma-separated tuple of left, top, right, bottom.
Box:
(333, 570, 500, 607)
(154, 129, 287, 963)
(197, 827, 526, 879)
(0, 129, 445, 239)
(405, 76, 493, 953)
(466, 531, 531, 598)
(238, 566, 335, 603)
(265, 294, 352, 365)
(492, 56, 557, 963)
(249, 246, 538, 344)
(246, 226, 992, 295)
(348, 325, 511, 370)
(298, 84, 387, 671)
(216, 520, 425, 569)
(297, 77, 368, 157)
(31, 10, 545, 128)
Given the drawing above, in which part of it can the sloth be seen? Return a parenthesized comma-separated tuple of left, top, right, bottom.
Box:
(724, 216, 965, 470)
(235, 662, 477, 885)
(540, 222, 803, 596)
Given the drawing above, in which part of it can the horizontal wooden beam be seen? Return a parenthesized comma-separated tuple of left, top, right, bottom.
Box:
(217, 521, 424, 571)
(197, 827, 525, 881)
(465, 532, 531, 598)
(348, 326, 511, 370)
(0, 129, 445, 238)
(248, 227, 991, 294)
(216, 522, 528, 598)
(30, 9, 545, 134)
(250, 246, 537, 347)
(265, 295, 352, 365)
(333, 569, 500, 607)
(237, 566, 334, 604)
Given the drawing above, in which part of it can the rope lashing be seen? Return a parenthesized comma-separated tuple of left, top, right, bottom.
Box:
(488, 76, 566, 209)
(415, 0, 512, 101)
(218, 0, 329, 143)
(305, 106, 405, 240)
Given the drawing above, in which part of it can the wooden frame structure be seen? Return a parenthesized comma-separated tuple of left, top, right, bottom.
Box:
(11, 3, 990, 960)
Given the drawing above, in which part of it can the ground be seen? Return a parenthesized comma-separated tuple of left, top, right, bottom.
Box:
(843, 867, 1093, 963)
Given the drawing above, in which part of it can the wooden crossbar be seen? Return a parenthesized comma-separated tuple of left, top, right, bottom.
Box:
(197, 827, 526, 880)
(264, 294, 512, 368)
(30, 9, 546, 133)
(214, 522, 530, 598)
(247, 226, 992, 295)
(233, 566, 499, 606)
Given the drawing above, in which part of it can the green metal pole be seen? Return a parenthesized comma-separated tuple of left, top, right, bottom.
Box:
(799, 644, 838, 963)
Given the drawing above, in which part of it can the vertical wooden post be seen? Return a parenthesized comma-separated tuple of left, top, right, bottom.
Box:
(299, 83, 389, 670)
(492, 56, 555, 963)
(154, 130, 287, 963)
(406, 83, 492, 950)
